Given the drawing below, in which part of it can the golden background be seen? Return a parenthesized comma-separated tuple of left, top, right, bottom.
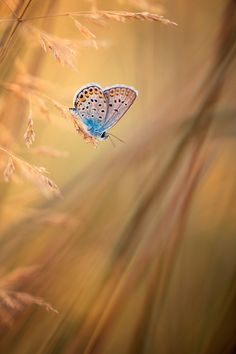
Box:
(0, 0, 236, 353)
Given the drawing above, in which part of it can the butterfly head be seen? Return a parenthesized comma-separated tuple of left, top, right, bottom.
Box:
(99, 131, 109, 141)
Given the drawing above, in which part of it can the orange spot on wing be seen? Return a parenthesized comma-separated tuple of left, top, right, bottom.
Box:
(79, 94, 86, 102)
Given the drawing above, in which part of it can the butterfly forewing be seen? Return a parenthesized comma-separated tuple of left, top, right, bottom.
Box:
(103, 85, 137, 130)
(73, 83, 107, 122)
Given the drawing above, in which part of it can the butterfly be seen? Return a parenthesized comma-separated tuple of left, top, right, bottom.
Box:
(69, 83, 138, 141)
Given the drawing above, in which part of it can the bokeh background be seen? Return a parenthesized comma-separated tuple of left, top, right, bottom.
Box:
(0, 0, 236, 353)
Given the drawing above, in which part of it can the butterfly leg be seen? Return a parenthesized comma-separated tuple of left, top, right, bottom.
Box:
(69, 108, 77, 114)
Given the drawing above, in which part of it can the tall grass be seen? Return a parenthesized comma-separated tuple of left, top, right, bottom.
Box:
(0, 0, 236, 353)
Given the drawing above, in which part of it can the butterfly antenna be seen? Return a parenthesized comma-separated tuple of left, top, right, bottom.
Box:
(108, 134, 116, 148)
(108, 133, 126, 144)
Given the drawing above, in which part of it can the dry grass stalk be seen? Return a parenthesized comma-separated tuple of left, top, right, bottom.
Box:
(32, 96, 51, 121)
(71, 10, 177, 26)
(69, 15, 98, 49)
(0, 79, 52, 122)
(18, 10, 176, 26)
(3, 157, 15, 182)
(101, 11, 177, 25)
(10, 292, 58, 313)
(0, 266, 40, 290)
(36, 212, 77, 228)
(0, 7, 176, 69)
(0, 81, 29, 100)
(45, 96, 69, 120)
(2, 0, 20, 16)
(91, 39, 98, 49)
(30, 145, 69, 158)
(0, 147, 61, 198)
(0, 266, 58, 327)
(20, 164, 61, 198)
(44, 95, 98, 146)
(24, 104, 35, 148)
(23, 24, 78, 70)
(70, 113, 98, 146)
(69, 15, 96, 40)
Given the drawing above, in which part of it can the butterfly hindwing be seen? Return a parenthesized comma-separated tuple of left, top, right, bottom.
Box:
(73, 83, 107, 123)
(102, 85, 138, 130)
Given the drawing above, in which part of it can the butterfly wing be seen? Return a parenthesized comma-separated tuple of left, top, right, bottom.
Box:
(73, 83, 108, 123)
(102, 85, 138, 131)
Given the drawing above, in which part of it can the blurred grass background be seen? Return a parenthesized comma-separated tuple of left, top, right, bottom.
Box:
(0, 0, 236, 353)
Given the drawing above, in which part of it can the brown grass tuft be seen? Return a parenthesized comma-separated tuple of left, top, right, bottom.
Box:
(23, 24, 78, 70)
(3, 157, 15, 182)
(0, 266, 40, 290)
(24, 104, 35, 148)
(98, 10, 177, 25)
(0, 266, 58, 327)
(70, 10, 177, 26)
(1, 147, 61, 198)
(69, 15, 98, 49)
(69, 15, 96, 40)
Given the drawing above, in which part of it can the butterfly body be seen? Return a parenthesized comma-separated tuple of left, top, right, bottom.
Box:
(82, 117, 108, 140)
(69, 83, 138, 141)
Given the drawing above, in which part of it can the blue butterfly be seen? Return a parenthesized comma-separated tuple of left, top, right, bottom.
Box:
(69, 83, 138, 141)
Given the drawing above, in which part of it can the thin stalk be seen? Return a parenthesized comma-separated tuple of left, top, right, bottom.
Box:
(2, 0, 18, 18)
(0, 18, 16, 22)
(0, 0, 33, 65)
